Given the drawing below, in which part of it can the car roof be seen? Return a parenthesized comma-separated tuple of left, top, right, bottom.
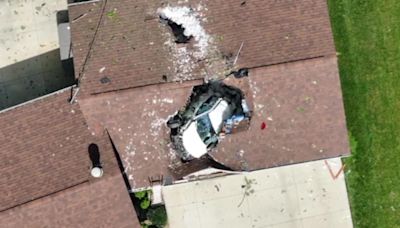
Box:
(182, 121, 208, 158)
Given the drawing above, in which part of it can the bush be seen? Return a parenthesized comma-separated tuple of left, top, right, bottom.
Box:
(134, 190, 168, 227)
(134, 190, 149, 199)
(134, 190, 152, 209)
(147, 206, 168, 227)
(140, 198, 151, 210)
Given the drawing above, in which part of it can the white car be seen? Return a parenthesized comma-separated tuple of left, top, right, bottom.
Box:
(167, 82, 251, 161)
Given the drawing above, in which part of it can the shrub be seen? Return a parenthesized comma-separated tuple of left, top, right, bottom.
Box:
(134, 190, 152, 210)
(147, 206, 168, 227)
(134, 190, 148, 199)
(140, 198, 151, 210)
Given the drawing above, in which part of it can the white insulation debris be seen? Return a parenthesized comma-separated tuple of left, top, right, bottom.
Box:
(158, 6, 211, 58)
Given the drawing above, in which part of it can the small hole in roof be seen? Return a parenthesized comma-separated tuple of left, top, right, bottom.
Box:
(241, 1, 246, 6)
(162, 75, 168, 81)
(159, 16, 192, 44)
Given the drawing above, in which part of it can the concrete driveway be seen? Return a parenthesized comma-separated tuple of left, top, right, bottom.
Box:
(162, 158, 353, 228)
(0, 0, 74, 109)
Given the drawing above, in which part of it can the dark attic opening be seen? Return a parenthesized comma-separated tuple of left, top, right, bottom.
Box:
(160, 15, 192, 44)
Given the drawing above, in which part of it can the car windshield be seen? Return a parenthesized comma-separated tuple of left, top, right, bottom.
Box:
(196, 96, 219, 116)
(196, 116, 213, 142)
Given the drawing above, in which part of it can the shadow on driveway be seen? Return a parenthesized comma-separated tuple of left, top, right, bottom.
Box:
(0, 49, 75, 110)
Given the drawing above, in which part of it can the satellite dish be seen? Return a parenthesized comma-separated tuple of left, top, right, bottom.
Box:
(91, 167, 103, 178)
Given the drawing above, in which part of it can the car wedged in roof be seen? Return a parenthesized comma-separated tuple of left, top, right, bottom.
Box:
(167, 81, 251, 161)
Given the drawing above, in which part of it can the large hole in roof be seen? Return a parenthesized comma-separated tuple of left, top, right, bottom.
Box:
(166, 81, 252, 161)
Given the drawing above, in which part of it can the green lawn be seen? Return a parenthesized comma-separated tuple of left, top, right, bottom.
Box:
(328, 0, 400, 227)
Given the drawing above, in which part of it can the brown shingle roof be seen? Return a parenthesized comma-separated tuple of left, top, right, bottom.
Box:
(78, 56, 349, 189)
(0, 175, 140, 228)
(69, 2, 103, 79)
(78, 80, 203, 188)
(0, 88, 115, 212)
(210, 56, 349, 169)
(205, 0, 335, 68)
(69, 0, 335, 96)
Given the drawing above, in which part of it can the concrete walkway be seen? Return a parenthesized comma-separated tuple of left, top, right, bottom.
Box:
(0, 0, 74, 109)
(162, 158, 353, 228)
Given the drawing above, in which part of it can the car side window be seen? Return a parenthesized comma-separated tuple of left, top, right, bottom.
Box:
(196, 96, 219, 115)
(197, 116, 212, 139)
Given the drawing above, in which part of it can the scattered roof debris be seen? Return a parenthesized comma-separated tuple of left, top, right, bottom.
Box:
(158, 5, 230, 82)
(229, 68, 249, 78)
(106, 8, 118, 20)
(163, 41, 196, 81)
(233, 41, 244, 65)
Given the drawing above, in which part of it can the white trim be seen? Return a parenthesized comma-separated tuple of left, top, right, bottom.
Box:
(128, 186, 152, 193)
(68, 0, 101, 7)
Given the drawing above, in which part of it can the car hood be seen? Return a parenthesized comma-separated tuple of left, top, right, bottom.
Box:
(182, 121, 208, 158)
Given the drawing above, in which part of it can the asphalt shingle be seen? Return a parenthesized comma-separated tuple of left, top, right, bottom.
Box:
(69, 0, 335, 95)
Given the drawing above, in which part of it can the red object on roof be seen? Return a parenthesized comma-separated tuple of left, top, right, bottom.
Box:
(261, 122, 267, 130)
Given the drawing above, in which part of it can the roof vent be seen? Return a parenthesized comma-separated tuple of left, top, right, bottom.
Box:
(90, 166, 104, 178)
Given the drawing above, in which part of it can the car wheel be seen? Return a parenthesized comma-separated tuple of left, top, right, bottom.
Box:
(167, 116, 182, 129)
